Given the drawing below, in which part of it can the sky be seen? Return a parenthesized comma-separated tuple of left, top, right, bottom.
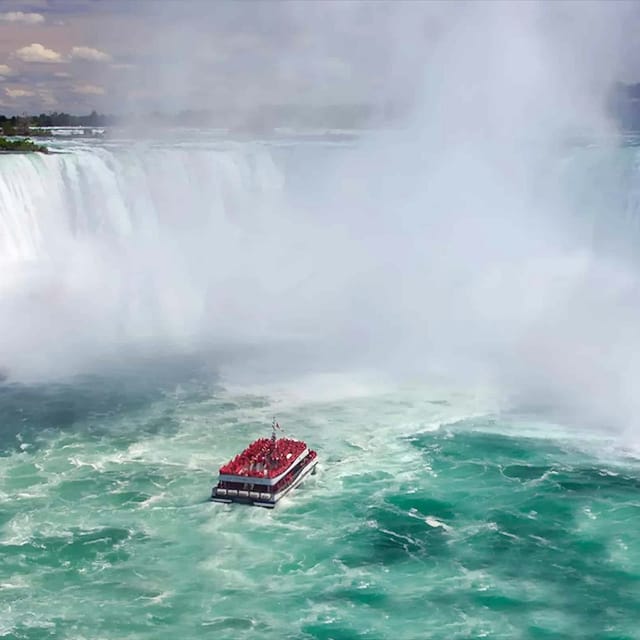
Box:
(0, 0, 425, 115)
(1, 0, 640, 116)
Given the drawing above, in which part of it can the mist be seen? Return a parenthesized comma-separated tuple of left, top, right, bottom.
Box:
(2, 1, 640, 436)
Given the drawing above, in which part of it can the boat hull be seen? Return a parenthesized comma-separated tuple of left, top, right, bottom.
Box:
(211, 456, 318, 508)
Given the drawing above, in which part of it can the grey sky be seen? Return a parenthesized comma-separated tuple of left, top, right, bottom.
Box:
(1, 0, 640, 115)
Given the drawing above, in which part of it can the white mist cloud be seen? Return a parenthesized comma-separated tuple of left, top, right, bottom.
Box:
(70, 46, 111, 62)
(72, 83, 105, 95)
(3, 0, 640, 438)
(0, 64, 16, 77)
(312, 1, 640, 434)
(0, 11, 44, 24)
(14, 43, 63, 63)
(4, 87, 35, 97)
(37, 88, 57, 106)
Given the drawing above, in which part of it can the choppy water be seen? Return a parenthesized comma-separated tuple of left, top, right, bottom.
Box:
(1, 364, 639, 640)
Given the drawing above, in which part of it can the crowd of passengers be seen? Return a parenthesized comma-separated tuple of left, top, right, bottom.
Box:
(218, 451, 318, 492)
(220, 438, 307, 478)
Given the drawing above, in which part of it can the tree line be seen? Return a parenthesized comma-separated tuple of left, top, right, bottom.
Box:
(3, 90, 640, 135)
(0, 104, 383, 135)
(0, 111, 113, 135)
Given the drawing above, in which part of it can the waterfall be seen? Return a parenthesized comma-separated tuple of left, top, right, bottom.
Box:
(3, 136, 640, 393)
(0, 144, 285, 263)
(0, 142, 301, 378)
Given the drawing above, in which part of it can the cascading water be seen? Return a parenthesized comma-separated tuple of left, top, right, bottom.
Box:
(0, 144, 283, 261)
(3, 137, 640, 401)
(0, 142, 312, 378)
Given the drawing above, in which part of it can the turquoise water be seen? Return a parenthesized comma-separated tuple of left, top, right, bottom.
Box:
(1, 365, 639, 640)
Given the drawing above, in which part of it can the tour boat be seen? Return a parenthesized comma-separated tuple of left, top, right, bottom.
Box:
(211, 420, 318, 508)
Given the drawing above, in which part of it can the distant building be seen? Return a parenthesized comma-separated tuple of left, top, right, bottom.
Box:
(28, 126, 105, 137)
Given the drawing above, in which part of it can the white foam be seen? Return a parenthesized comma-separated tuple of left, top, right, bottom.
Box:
(424, 516, 452, 531)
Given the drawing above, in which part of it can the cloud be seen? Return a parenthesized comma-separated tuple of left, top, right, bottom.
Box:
(37, 88, 57, 107)
(70, 46, 111, 62)
(73, 83, 105, 95)
(14, 43, 63, 64)
(4, 87, 35, 98)
(0, 64, 17, 77)
(54, 71, 71, 78)
(0, 11, 44, 24)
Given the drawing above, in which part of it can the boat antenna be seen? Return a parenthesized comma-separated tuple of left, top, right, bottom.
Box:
(271, 416, 277, 444)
